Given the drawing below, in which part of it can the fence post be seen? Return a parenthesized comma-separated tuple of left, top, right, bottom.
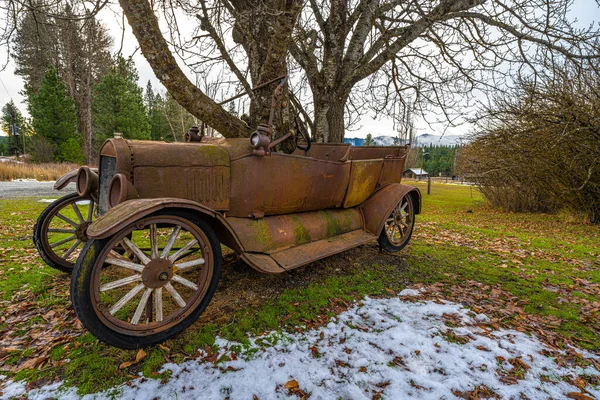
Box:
(427, 176, 431, 195)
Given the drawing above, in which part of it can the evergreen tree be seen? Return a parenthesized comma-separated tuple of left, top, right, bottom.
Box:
(93, 57, 151, 144)
(364, 133, 376, 146)
(29, 66, 80, 161)
(412, 144, 459, 177)
(14, 4, 112, 163)
(163, 93, 196, 142)
(1, 101, 28, 156)
(1, 101, 26, 136)
(145, 81, 171, 141)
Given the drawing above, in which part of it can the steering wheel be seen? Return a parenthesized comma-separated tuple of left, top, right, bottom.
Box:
(294, 116, 312, 153)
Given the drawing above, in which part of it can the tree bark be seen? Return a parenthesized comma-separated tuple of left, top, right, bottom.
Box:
(314, 91, 348, 143)
(231, 0, 301, 136)
(119, 0, 249, 138)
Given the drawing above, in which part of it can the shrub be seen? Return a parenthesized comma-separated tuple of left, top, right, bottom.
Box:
(459, 66, 600, 223)
(58, 137, 85, 164)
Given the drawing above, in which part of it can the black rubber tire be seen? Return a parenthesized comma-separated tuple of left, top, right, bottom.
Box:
(377, 194, 416, 253)
(33, 193, 84, 273)
(70, 210, 222, 349)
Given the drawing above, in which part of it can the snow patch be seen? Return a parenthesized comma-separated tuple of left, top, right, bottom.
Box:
(398, 288, 422, 297)
(2, 298, 598, 400)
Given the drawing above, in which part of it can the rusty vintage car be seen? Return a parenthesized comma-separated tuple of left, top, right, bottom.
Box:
(33, 86, 420, 349)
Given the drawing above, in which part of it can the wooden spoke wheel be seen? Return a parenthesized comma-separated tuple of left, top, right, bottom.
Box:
(34, 193, 97, 273)
(377, 194, 415, 252)
(70, 210, 222, 349)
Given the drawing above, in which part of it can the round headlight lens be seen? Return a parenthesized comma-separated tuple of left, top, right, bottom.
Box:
(250, 133, 260, 148)
(76, 166, 98, 197)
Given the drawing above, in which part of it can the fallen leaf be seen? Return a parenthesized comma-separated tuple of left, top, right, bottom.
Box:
(284, 379, 299, 391)
(566, 393, 594, 400)
(135, 349, 147, 363)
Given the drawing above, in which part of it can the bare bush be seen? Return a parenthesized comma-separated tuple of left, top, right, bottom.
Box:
(459, 65, 600, 223)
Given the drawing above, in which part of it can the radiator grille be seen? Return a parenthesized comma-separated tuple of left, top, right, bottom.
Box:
(98, 156, 116, 215)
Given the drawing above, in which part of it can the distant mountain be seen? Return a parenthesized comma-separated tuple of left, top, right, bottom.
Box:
(414, 133, 464, 147)
(344, 133, 465, 147)
(344, 137, 365, 146)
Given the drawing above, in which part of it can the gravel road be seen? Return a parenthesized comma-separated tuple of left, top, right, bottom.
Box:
(0, 181, 76, 199)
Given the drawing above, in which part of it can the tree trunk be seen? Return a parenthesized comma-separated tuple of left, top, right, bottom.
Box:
(313, 92, 348, 143)
(81, 89, 95, 165)
(231, 1, 301, 139)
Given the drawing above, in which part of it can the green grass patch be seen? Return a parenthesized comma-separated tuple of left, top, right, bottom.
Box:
(1, 182, 598, 395)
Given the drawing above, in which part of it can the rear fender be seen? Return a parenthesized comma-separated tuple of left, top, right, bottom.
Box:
(86, 198, 243, 252)
(359, 183, 421, 236)
(54, 168, 98, 191)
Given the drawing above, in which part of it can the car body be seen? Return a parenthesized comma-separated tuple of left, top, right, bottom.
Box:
(35, 129, 420, 348)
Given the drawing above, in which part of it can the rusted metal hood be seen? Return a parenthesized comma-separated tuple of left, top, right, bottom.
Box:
(125, 140, 230, 167)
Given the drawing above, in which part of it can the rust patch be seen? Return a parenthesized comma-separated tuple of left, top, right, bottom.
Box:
(343, 160, 384, 208)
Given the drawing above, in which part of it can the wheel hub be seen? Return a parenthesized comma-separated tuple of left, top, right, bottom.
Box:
(76, 221, 90, 242)
(142, 258, 173, 288)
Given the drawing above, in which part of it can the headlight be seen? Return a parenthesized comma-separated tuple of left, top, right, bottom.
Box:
(108, 173, 139, 209)
(250, 131, 270, 150)
(76, 166, 98, 196)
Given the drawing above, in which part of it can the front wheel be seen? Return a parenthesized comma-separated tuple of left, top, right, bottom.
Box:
(34, 193, 97, 273)
(71, 210, 222, 349)
(377, 194, 415, 252)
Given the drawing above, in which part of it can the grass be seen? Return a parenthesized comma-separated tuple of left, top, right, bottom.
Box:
(0, 161, 80, 181)
(0, 181, 598, 395)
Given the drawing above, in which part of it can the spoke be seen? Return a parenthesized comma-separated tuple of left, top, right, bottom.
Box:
(169, 239, 198, 262)
(400, 220, 409, 229)
(174, 257, 205, 271)
(109, 283, 144, 315)
(56, 213, 78, 228)
(154, 288, 163, 322)
(386, 217, 394, 224)
(150, 224, 159, 259)
(72, 203, 85, 224)
(400, 202, 408, 213)
(63, 239, 81, 259)
(131, 288, 153, 325)
(100, 274, 142, 292)
(160, 226, 181, 258)
(105, 256, 144, 272)
(390, 225, 398, 240)
(48, 228, 76, 234)
(50, 235, 77, 248)
(172, 275, 199, 290)
(122, 237, 151, 264)
(87, 200, 94, 222)
(164, 282, 186, 308)
(386, 225, 394, 237)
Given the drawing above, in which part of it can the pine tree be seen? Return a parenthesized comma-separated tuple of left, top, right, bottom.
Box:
(93, 57, 151, 144)
(14, 4, 112, 163)
(1, 101, 28, 156)
(364, 133, 376, 146)
(1, 101, 26, 136)
(145, 81, 172, 141)
(29, 66, 79, 161)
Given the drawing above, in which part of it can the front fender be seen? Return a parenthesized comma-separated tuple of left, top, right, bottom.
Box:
(54, 168, 98, 190)
(85, 198, 244, 252)
(359, 183, 421, 236)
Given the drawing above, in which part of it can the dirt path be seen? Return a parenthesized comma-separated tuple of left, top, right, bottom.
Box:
(0, 181, 75, 199)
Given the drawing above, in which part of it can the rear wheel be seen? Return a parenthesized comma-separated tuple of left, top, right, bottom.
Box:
(34, 193, 96, 273)
(71, 210, 222, 349)
(377, 194, 415, 252)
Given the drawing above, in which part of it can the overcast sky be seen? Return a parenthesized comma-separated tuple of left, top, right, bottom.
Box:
(0, 0, 598, 139)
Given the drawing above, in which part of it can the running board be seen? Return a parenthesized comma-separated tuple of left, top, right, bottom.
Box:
(242, 230, 377, 274)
